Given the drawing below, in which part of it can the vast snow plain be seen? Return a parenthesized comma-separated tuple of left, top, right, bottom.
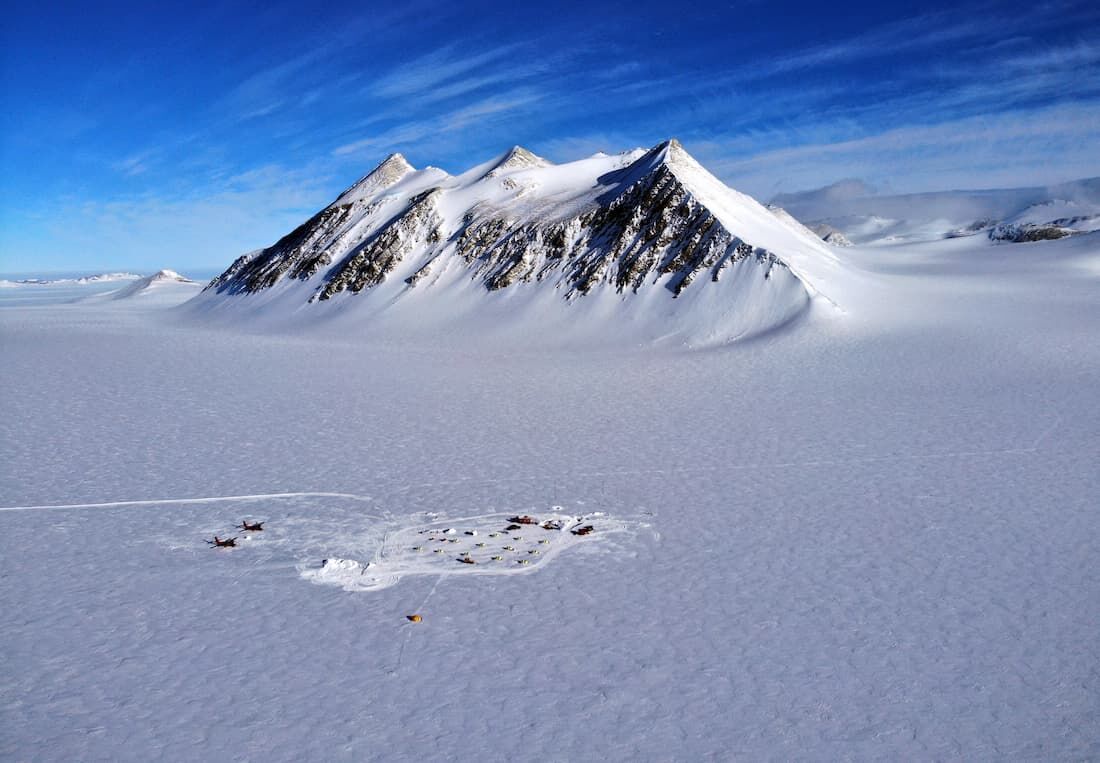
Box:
(2, 231, 1099, 759)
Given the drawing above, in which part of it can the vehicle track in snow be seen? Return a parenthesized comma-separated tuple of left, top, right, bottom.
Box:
(0, 491, 378, 513)
(0, 419, 1060, 515)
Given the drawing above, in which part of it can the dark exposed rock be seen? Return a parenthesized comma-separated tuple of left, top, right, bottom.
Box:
(459, 152, 776, 298)
(205, 204, 355, 294)
(315, 189, 444, 300)
(988, 224, 1072, 243)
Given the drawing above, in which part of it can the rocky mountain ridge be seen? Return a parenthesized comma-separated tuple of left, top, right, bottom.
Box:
(197, 140, 841, 344)
(208, 140, 831, 303)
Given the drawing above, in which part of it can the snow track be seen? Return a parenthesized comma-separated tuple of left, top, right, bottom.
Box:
(0, 416, 1060, 515)
(0, 491, 377, 513)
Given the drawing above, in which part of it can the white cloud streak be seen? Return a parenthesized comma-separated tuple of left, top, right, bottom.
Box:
(2, 164, 337, 272)
(704, 102, 1100, 197)
(369, 43, 524, 98)
(332, 91, 545, 158)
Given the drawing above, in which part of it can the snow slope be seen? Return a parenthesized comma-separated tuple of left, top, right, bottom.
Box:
(190, 141, 844, 346)
(1, 205, 1099, 759)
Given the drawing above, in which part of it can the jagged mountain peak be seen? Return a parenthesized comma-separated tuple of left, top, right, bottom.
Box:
(334, 152, 416, 205)
(372, 152, 415, 177)
(649, 138, 708, 174)
(111, 269, 197, 300)
(639, 138, 687, 162)
(149, 269, 192, 282)
(602, 138, 706, 189)
(199, 140, 839, 344)
(482, 145, 551, 178)
(655, 137, 684, 154)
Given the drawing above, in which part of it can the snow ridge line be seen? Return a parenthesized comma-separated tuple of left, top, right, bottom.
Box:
(0, 491, 374, 513)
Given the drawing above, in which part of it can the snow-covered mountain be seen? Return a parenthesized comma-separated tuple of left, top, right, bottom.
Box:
(197, 140, 839, 344)
(809, 223, 853, 247)
(773, 177, 1100, 245)
(110, 269, 198, 300)
(765, 204, 852, 247)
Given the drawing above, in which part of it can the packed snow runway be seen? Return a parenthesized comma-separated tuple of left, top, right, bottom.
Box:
(2, 232, 1099, 760)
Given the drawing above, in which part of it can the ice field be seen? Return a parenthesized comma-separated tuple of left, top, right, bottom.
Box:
(2, 230, 1099, 760)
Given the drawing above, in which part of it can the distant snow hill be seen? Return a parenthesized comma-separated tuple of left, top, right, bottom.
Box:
(772, 177, 1100, 246)
(192, 140, 841, 345)
(0, 272, 141, 287)
(110, 269, 198, 300)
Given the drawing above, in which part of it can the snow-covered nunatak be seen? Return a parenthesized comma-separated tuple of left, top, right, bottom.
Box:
(202, 140, 839, 343)
(112, 269, 195, 300)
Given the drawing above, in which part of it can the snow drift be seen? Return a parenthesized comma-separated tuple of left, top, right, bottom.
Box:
(191, 140, 840, 345)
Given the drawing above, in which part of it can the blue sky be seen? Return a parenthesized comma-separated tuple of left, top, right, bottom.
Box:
(2, 0, 1099, 273)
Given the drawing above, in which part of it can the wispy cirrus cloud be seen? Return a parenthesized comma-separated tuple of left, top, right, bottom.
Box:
(7, 0, 1099, 273)
(752, 11, 992, 76)
(222, 52, 331, 122)
(749, 0, 1099, 78)
(369, 43, 524, 99)
(332, 91, 546, 159)
(216, 2, 463, 124)
(698, 102, 1100, 197)
(2, 162, 337, 272)
(114, 151, 155, 177)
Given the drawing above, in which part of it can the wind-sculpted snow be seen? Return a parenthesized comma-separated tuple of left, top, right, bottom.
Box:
(199, 140, 835, 343)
